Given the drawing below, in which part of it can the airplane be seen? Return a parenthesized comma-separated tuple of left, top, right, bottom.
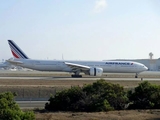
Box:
(0, 60, 19, 70)
(7, 40, 148, 78)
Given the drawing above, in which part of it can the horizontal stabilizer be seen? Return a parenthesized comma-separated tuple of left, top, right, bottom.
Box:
(6, 60, 23, 65)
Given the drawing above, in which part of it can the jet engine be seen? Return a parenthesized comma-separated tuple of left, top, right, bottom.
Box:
(89, 67, 103, 76)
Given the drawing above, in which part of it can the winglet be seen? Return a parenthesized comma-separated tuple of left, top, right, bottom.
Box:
(8, 40, 29, 59)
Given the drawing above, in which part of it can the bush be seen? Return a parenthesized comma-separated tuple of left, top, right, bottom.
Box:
(45, 79, 128, 112)
(128, 81, 160, 109)
(0, 92, 35, 120)
(83, 79, 128, 110)
(45, 86, 84, 111)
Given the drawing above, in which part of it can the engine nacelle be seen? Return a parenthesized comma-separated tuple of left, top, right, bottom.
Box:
(89, 67, 103, 76)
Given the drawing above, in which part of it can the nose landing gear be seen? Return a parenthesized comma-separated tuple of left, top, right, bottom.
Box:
(135, 73, 138, 78)
(135, 73, 143, 80)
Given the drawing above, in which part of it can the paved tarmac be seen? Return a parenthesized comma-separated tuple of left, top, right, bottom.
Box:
(16, 101, 47, 109)
(0, 70, 160, 77)
(0, 77, 160, 81)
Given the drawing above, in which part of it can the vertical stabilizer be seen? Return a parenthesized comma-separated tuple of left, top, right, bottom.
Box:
(8, 40, 29, 59)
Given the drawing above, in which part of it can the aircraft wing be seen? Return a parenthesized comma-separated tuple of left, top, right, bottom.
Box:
(64, 62, 90, 71)
(6, 60, 23, 65)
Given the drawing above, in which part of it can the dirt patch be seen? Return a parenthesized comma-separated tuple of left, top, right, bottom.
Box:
(35, 110, 160, 120)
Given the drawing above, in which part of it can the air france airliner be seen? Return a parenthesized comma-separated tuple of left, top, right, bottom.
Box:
(7, 40, 148, 78)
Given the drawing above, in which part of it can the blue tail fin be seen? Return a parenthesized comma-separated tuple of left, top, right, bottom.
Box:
(8, 40, 29, 59)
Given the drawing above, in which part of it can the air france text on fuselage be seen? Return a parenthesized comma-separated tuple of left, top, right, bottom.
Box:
(105, 62, 133, 65)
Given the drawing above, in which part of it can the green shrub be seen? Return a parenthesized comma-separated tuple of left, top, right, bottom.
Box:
(83, 79, 128, 110)
(128, 81, 160, 109)
(45, 79, 128, 112)
(0, 92, 35, 120)
(45, 86, 85, 111)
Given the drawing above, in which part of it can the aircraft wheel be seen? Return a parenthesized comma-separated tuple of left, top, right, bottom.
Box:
(71, 75, 82, 78)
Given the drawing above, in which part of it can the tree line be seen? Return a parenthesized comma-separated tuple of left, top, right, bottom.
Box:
(45, 79, 160, 112)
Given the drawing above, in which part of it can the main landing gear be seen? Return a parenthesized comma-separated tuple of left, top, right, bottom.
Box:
(71, 71, 82, 78)
(71, 75, 82, 78)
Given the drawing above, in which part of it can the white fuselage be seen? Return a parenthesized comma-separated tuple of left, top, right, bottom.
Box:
(13, 59, 148, 74)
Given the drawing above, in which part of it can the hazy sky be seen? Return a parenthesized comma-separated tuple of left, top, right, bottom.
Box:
(1, 0, 160, 61)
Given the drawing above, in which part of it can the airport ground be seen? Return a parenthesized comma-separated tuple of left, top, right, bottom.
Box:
(2, 71, 160, 102)
(1, 70, 160, 120)
(34, 110, 160, 120)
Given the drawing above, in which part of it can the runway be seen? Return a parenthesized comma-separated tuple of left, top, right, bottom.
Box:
(1, 70, 160, 88)
(0, 70, 160, 79)
(0, 70, 160, 81)
(0, 76, 160, 81)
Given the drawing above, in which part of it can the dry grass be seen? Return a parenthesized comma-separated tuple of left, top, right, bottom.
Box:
(34, 110, 160, 120)
(0, 79, 160, 99)
(1, 79, 160, 87)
